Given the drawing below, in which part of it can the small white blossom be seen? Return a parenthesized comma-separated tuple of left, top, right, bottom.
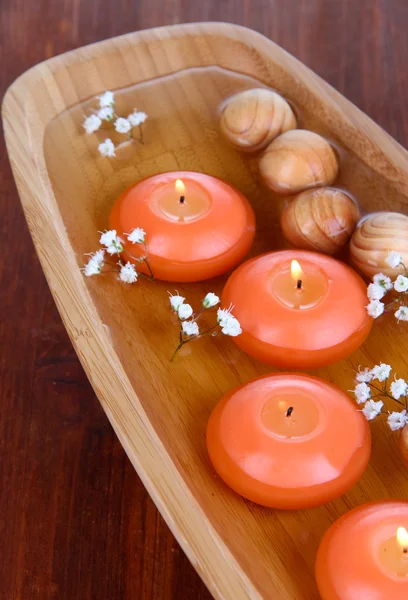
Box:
(371, 363, 392, 382)
(98, 106, 114, 121)
(83, 114, 102, 134)
(217, 307, 233, 326)
(98, 138, 116, 157)
(355, 367, 373, 383)
(217, 306, 242, 336)
(387, 410, 408, 431)
(390, 378, 408, 400)
(373, 273, 393, 291)
(100, 230, 123, 254)
(127, 110, 148, 126)
(362, 399, 384, 421)
(84, 258, 101, 276)
(119, 262, 138, 284)
(353, 382, 371, 404)
(100, 230, 117, 247)
(114, 117, 132, 134)
(394, 275, 408, 293)
(99, 91, 114, 107)
(366, 300, 385, 318)
(84, 250, 105, 277)
(221, 316, 242, 337)
(203, 293, 220, 308)
(127, 228, 145, 244)
(178, 303, 193, 320)
(367, 283, 386, 301)
(386, 251, 402, 269)
(182, 320, 199, 337)
(169, 293, 185, 312)
(395, 306, 408, 322)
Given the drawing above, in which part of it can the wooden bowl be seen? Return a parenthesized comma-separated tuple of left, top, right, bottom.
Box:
(4, 23, 408, 600)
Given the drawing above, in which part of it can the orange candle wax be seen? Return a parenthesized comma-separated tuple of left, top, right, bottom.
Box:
(206, 373, 371, 509)
(316, 502, 408, 599)
(222, 250, 372, 369)
(109, 171, 255, 282)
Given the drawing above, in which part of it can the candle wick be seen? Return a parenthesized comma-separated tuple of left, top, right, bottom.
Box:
(296, 279, 302, 290)
(179, 196, 185, 204)
(286, 406, 294, 417)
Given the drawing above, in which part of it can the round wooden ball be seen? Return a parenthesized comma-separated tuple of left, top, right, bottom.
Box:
(219, 88, 297, 152)
(350, 212, 408, 278)
(280, 187, 360, 255)
(259, 129, 339, 194)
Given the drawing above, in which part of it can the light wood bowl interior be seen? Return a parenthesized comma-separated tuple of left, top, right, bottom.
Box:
(3, 23, 408, 600)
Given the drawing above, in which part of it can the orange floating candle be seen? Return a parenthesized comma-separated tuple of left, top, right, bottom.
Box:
(109, 171, 255, 282)
(222, 250, 372, 369)
(206, 373, 371, 509)
(316, 502, 408, 599)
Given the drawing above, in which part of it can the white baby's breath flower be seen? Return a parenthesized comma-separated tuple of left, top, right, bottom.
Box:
(367, 283, 386, 301)
(83, 114, 102, 134)
(371, 363, 392, 382)
(100, 230, 117, 247)
(394, 275, 408, 293)
(388, 410, 408, 431)
(84, 250, 105, 277)
(390, 378, 408, 400)
(217, 307, 233, 326)
(99, 90, 114, 107)
(355, 367, 373, 383)
(217, 306, 242, 336)
(373, 273, 393, 291)
(182, 320, 199, 337)
(98, 106, 114, 121)
(366, 300, 385, 318)
(362, 399, 383, 421)
(100, 229, 123, 254)
(98, 138, 116, 157)
(202, 293, 220, 308)
(127, 110, 148, 127)
(395, 306, 408, 322)
(221, 316, 242, 337)
(84, 258, 101, 276)
(93, 249, 105, 264)
(119, 262, 138, 284)
(178, 303, 193, 320)
(386, 251, 402, 269)
(114, 117, 132, 134)
(353, 382, 371, 404)
(127, 228, 145, 244)
(169, 293, 185, 312)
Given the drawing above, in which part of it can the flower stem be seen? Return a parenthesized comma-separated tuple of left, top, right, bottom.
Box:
(126, 245, 155, 281)
(143, 258, 155, 281)
(170, 341, 185, 362)
(367, 381, 406, 407)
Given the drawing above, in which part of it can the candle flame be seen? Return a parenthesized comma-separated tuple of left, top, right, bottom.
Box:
(397, 527, 408, 551)
(175, 179, 185, 194)
(291, 259, 303, 282)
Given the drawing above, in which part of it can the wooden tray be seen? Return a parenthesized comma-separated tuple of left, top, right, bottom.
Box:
(3, 22, 408, 600)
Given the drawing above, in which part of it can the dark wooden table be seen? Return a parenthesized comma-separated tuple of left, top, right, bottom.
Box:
(1, 1, 407, 598)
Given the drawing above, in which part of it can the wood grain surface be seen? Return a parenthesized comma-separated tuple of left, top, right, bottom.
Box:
(1, 2, 408, 599)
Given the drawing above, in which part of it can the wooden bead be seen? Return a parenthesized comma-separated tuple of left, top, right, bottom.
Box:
(259, 129, 339, 194)
(219, 88, 297, 152)
(280, 188, 360, 254)
(350, 212, 408, 278)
